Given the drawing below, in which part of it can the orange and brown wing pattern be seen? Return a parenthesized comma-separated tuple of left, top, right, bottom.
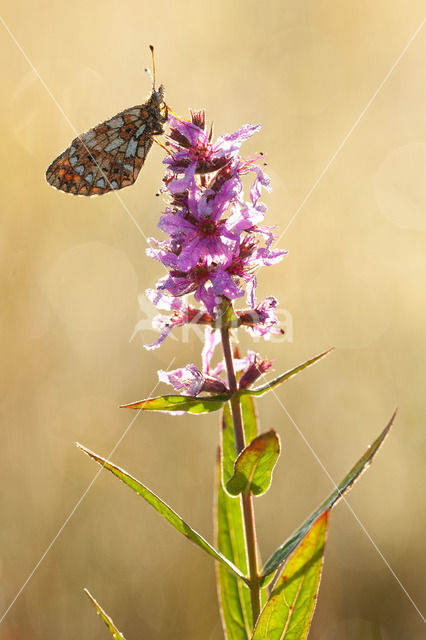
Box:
(46, 87, 168, 196)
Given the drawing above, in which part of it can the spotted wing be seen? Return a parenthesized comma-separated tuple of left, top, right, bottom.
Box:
(46, 106, 155, 196)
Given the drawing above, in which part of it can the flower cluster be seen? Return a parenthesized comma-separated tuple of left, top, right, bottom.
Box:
(146, 111, 286, 353)
(158, 328, 273, 396)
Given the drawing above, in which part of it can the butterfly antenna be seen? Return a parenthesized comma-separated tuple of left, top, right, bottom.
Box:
(144, 67, 154, 90)
(144, 45, 156, 90)
(150, 44, 156, 89)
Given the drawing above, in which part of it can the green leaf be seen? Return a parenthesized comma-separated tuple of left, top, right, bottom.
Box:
(84, 589, 127, 640)
(239, 349, 333, 398)
(120, 393, 229, 414)
(260, 410, 396, 583)
(222, 396, 258, 486)
(215, 395, 264, 639)
(226, 430, 281, 496)
(77, 443, 248, 585)
(252, 512, 329, 640)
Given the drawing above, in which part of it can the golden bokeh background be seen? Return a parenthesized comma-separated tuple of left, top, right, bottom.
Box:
(1, 1, 425, 638)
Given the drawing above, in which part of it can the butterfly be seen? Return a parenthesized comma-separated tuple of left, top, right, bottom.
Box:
(46, 47, 168, 196)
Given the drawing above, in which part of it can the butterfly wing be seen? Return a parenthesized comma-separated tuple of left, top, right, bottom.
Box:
(46, 106, 156, 196)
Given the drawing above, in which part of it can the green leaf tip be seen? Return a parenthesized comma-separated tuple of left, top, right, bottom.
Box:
(84, 588, 127, 640)
(77, 443, 249, 586)
(240, 347, 334, 398)
(226, 430, 281, 496)
(252, 511, 329, 640)
(260, 410, 396, 582)
(120, 393, 229, 414)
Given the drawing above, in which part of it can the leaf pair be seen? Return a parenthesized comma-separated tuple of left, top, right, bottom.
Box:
(120, 349, 333, 415)
(215, 395, 396, 639)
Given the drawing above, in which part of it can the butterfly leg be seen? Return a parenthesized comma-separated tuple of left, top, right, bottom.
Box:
(151, 136, 174, 157)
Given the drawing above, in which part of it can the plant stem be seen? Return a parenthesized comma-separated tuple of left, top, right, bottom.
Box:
(220, 315, 261, 624)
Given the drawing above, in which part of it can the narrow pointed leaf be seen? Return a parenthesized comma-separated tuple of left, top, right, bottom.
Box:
(261, 410, 396, 583)
(252, 512, 329, 640)
(239, 349, 333, 398)
(120, 393, 229, 414)
(84, 589, 127, 640)
(77, 443, 248, 585)
(216, 395, 265, 639)
(226, 430, 281, 496)
(121, 393, 229, 414)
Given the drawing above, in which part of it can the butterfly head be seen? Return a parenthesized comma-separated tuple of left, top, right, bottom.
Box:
(150, 84, 168, 125)
(152, 84, 165, 102)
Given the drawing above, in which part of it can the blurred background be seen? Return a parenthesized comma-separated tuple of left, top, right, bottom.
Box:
(1, 1, 425, 638)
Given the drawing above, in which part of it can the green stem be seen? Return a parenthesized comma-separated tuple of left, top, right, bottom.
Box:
(220, 305, 261, 624)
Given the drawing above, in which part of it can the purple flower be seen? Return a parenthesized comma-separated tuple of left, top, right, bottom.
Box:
(158, 364, 228, 396)
(237, 297, 284, 339)
(158, 363, 228, 396)
(238, 351, 273, 389)
(144, 289, 214, 350)
(164, 113, 261, 180)
(160, 192, 238, 270)
(158, 364, 205, 396)
(158, 329, 227, 396)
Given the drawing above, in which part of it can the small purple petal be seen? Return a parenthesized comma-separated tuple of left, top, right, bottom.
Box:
(202, 328, 221, 373)
(167, 163, 197, 193)
(144, 319, 175, 350)
(215, 124, 262, 156)
(158, 364, 204, 396)
(246, 276, 257, 308)
(145, 289, 187, 312)
(165, 114, 206, 148)
(211, 268, 244, 301)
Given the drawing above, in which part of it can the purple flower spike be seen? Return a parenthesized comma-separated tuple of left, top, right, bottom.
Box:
(146, 110, 286, 346)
